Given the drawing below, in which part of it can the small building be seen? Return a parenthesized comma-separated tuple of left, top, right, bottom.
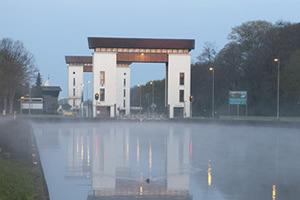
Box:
(41, 86, 62, 114)
(20, 97, 44, 114)
(20, 79, 62, 115)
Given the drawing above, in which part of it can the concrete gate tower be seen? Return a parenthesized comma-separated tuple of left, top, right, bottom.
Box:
(66, 37, 195, 118)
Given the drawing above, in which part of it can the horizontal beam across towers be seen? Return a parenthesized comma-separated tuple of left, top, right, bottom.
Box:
(65, 56, 92, 65)
(117, 52, 168, 63)
(83, 64, 93, 72)
(88, 37, 195, 50)
(95, 48, 190, 54)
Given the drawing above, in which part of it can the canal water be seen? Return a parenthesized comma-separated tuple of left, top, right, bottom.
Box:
(33, 122, 300, 200)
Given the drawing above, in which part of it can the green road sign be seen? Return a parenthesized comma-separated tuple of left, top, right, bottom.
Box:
(229, 91, 247, 105)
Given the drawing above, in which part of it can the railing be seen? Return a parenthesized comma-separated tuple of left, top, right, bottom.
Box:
(88, 189, 190, 197)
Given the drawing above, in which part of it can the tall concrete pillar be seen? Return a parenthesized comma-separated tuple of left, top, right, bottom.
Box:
(67, 64, 84, 109)
(116, 65, 131, 116)
(167, 54, 191, 118)
(93, 52, 117, 118)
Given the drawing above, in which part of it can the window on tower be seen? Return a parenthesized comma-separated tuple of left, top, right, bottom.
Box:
(100, 88, 105, 101)
(100, 71, 105, 86)
(179, 72, 184, 85)
(179, 89, 184, 102)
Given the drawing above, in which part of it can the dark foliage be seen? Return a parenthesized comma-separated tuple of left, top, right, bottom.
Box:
(135, 21, 300, 117)
(191, 21, 300, 116)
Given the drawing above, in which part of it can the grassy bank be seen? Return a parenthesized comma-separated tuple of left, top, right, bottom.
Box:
(0, 159, 47, 200)
(0, 120, 49, 200)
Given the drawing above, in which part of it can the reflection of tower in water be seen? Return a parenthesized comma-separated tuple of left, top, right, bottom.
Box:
(88, 125, 192, 200)
(66, 127, 92, 178)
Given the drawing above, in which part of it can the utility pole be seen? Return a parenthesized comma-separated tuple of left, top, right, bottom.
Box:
(29, 83, 31, 115)
(150, 81, 155, 114)
(151, 81, 154, 105)
(138, 84, 142, 114)
(209, 67, 215, 118)
(274, 58, 280, 120)
(87, 81, 91, 117)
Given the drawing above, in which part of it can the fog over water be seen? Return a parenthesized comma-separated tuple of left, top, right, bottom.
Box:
(33, 122, 300, 200)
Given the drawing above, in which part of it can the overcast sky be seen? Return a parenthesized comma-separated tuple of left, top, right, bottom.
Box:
(0, 0, 299, 98)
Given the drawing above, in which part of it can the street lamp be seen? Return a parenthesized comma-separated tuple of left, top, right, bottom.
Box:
(209, 67, 215, 118)
(137, 84, 142, 114)
(150, 81, 154, 112)
(87, 81, 91, 117)
(29, 82, 32, 115)
(78, 84, 84, 117)
(87, 81, 91, 101)
(274, 58, 280, 119)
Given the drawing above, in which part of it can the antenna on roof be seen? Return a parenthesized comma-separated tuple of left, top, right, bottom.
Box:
(43, 75, 51, 86)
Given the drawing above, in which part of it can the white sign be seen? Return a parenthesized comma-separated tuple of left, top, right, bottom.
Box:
(21, 103, 43, 110)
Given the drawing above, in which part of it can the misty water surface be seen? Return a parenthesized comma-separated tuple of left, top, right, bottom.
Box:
(33, 122, 300, 200)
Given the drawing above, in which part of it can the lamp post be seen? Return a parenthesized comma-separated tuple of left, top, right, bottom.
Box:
(29, 82, 31, 115)
(150, 81, 154, 113)
(87, 81, 91, 101)
(87, 81, 91, 117)
(274, 58, 280, 119)
(79, 83, 84, 117)
(209, 67, 215, 118)
(150, 81, 154, 105)
(138, 84, 142, 114)
(20, 96, 24, 114)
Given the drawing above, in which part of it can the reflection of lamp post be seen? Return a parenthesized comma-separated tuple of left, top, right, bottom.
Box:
(274, 58, 280, 119)
(209, 67, 215, 118)
(208, 160, 212, 186)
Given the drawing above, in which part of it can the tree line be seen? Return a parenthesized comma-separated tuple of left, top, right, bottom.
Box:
(132, 20, 300, 117)
(130, 79, 166, 114)
(0, 38, 37, 115)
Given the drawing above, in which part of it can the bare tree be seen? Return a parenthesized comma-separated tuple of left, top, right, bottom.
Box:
(0, 38, 37, 114)
(197, 42, 217, 65)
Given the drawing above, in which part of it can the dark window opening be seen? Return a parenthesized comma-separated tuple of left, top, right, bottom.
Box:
(100, 88, 105, 101)
(179, 90, 184, 102)
(100, 71, 105, 86)
(180, 72, 184, 85)
(73, 88, 76, 96)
